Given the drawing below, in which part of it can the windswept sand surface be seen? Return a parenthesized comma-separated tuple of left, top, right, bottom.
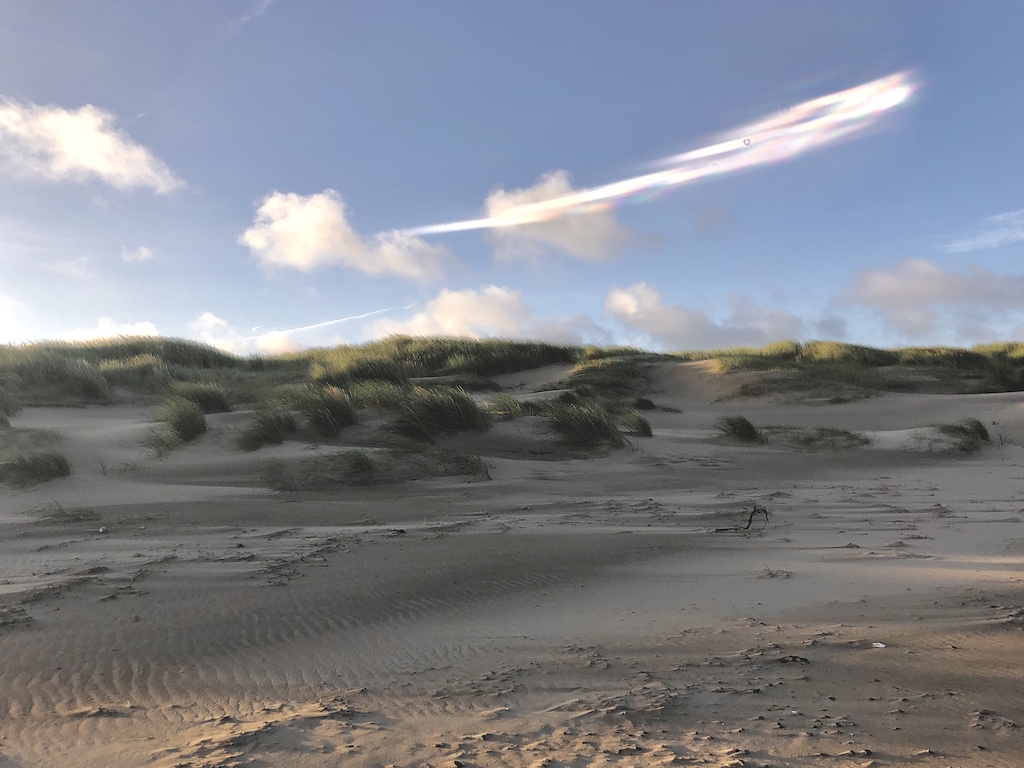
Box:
(1, 368, 1023, 767)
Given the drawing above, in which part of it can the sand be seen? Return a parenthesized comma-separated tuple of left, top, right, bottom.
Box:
(1, 363, 1022, 767)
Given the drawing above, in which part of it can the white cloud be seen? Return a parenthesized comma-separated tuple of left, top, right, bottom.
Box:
(369, 285, 612, 344)
(240, 189, 447, 281)
(121, 245, 154, 263)
(0, 98, 184, 193)
(189, 312, 302, 356)
(44, 256, 91, 279)
(842, 258, 1024, 336)
(485, 170, 631, 261)
(605, 282, 805, 350)
(945, 208, 1024, 253)
(65, 317, 159, 341)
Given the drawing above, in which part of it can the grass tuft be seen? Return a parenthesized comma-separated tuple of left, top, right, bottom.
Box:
(155, 397, 208, 442)
(99, 354, 171, 393)
(545, 400, 625, 448)
(237, 408, 298, 451)
(388, 386, 491, 442)
(291, 385, 357, 438)
(0, 450, 72, 487)
(622, 409, 653, 437)
(716, 415, 763, 443)
(936, 417, 991, 453)
(169, 382, 232, 414)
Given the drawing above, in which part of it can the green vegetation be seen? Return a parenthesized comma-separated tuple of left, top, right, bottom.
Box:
(556, 356, 655, 402)
(632, 397, 657, 411)
(387, 386, 491, 442)
(621, 409, 653, 437)
(672, 340, 1024, 398)
(487, 393, 526, 420)
(762, 426, 870, 450)
(27, 501, 102, 523)
(348, 380, 409, 411)
(155, 397, 208, 442)
(262, 445, 490, 491)
(289, 385, 358, 438)
(98, 354, 171, 393)
(169, 382, 232, 414)
(716, 415, 763, 443)
(0, 450, 72, 487)
(545, 400, 625, 448)
(936, 417, 991, 453)
(237, 407, 298, 451)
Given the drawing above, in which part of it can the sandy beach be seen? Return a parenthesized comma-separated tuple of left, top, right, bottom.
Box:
(1, 362, 1022, 767)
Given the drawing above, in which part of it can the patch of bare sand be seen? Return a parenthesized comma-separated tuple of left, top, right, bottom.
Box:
(0, 394, 1022, 767)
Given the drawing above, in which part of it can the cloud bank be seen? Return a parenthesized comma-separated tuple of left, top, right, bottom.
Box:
(485, 171, 631, 261)
(842, 258, 1024, 337)
(0, 98, 184, 193)
(65, 317, 160, 341)
(605, 282, 805, 349)
(240, 190, 448, 281)
(371, 285, 611, 345)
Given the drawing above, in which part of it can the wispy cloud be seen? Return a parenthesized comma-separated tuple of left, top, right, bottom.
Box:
(240, 189, 449, 281)
(224, 0, 279, 35)
(121, 245, 154, 263)
(0, 98, 184, 193)
(944, 208, 1024, 253)
(44, 256, 92, 279)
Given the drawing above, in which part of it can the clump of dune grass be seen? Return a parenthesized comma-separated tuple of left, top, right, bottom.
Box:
(632, 397, 657, 411)
(0, 350, 110, 404)
(716, 415, 763, 443)
(545, 400, 625, 448)
(937, 417, 991, 453)
(387, 386, 491, 442)
(487, 393, 525, 420)
(290, 385, 357, 438)
(155, 397, 208, 442)
(99, 354, 171, 393)
(0, 450, 72, 487)
(169, 382, 232, 414)
(763, 426, 870, 450)
(348, 380, 408, 411)
(621, 408, 653, 437)
(237, 407, 298, 451)
(26, 500, 101, 523)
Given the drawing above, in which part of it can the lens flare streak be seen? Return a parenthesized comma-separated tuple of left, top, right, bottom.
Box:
(406, 71, 915, 236)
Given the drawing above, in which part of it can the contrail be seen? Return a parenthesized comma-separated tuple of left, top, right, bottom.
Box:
(405, 71, 916, 236)
(242, 304, 413, 341)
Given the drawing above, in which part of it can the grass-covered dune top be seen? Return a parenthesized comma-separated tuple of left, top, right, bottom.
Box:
(3, 335, 1024, 407)
(674, 340, 1024, 396)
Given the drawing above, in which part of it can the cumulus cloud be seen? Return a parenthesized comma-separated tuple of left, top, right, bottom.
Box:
(121, 245, 154, 263)
(369, 285, 612, 344)
(485, 171, 631, 261)
(65, 317, 159, 341)
(240, 189, 447, 281)
(841, 258, 1024, 336)
(189, 312, 303, 356)
(605, 282, 805, 350)
(0, 98, 183, 193)
(944, 208, 1024, 253)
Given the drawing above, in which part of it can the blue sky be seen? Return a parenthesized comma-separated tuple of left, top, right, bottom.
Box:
(1, 1, 1023, 354)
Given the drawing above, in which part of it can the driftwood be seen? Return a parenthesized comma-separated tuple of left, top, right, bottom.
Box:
(715, 503, 770, 533)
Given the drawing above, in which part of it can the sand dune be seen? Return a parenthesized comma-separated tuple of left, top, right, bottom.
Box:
(1, 367, 1022, 767)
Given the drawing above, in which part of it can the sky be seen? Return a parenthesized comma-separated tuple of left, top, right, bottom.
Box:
(1, 1, 1023, 355)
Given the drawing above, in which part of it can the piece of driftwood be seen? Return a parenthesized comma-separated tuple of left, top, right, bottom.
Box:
(715, 503, 770, 533)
